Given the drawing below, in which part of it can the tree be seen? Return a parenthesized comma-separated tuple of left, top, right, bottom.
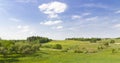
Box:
(65, 38, 101, 42)
(0, 47, 8, 57)
(16, 42, 41, 54)
(27, 36, 52, 43)
(0, 40, 41, 57)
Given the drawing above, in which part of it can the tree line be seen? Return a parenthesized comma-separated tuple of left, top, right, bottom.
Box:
(65, 38, 102, 43)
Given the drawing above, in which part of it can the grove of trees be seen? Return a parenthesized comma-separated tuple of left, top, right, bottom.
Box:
(27, 36, 52, 43)
(66, 38, 101, 43)
(0, 36, 52, 57)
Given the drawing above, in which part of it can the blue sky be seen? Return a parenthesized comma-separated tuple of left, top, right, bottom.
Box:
(0, 0, 120, 40)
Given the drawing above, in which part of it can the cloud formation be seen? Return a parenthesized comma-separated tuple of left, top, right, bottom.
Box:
(17, 25, 30, 32)
(52, 26, 63, 29)
(115, 10, 120, 14)
(82, 3, 108, 9)
(9, 18, 21, 22)
(16, 0, 38, 3)
(85, 16, 98, 21)
(38, 1, 67, 18)
(72, 15, 81, 19)
(40, 20, 62, 26)
(113, 24, 120, 28)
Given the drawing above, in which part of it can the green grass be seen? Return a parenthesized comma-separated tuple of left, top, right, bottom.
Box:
(6, 49, 120, 63)
(1, 40, 120, 63)
(43, 40, 99, 50)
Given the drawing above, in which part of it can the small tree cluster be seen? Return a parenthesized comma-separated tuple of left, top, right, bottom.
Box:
(0, 40, 41, 57)
(11, 42, 40, 54)
(27, 36, 52, 43)
(66, 38, 101, 43)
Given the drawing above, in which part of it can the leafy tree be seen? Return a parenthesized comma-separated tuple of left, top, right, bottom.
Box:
(15, 42, 40, 54)
(27, 36, 52, 43)
(0, 47, 8, 57)
(0, 40, 41, 57)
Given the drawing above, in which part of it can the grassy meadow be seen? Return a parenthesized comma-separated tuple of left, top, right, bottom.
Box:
(1, 39, 120, 63)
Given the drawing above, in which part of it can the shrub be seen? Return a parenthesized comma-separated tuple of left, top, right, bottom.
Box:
(61, 48, 69, 52)
(53, 44, 62, 49)
(104, 42, 109, 47)
(112, 49, 116, 53)
(32, 44, 40, 51)
(86, 50, 97, 53)
(74, 49, 83, 53)
(110, 40, 115, 44)
(98, 46, 104, 50)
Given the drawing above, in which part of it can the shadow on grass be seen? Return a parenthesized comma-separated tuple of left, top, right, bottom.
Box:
(0, 58, 19, 63)
(0, 55, 19, 63)
(23, 51, 49, 58)
(0, 51, 49, 63)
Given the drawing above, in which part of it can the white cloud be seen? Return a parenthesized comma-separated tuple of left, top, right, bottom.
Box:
(16, 0, 38, 3)
(40, 20, 62, 26)
(113, 24, 120, 28)
(72, 15, 81, 19)
(52, 26, 63, 29)
(38, 1, 67, 18)
(82, 13, 91, 16)
(72, 13, 91, 20)
(82, 3, 108, 9)
(9, 18, 21, 22)
(56, 26, 63, 29)
(115, 10, 120, 14)
(86, 16, 98, 21)
(17, 25, 30, 32)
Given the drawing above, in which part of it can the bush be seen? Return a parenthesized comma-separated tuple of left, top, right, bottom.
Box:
(53, 44, 62, 49)
(74, 49, 83, 53)
(112, 49, 116, 53)
(98, 46, 104, 50)
(88, 50, 97, 53)
(104, 42, 109, 47)
(110, 40, 115, 44)
(61, 49, 69, 52)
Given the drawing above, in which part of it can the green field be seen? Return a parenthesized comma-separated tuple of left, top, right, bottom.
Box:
(1, 40, 120, 63)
